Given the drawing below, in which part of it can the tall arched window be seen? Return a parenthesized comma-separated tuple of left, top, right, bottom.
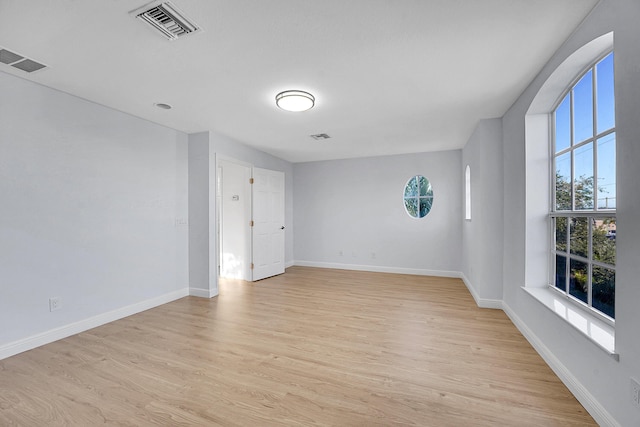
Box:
(465, 165, 471, 220)
(551, 52, 616, 320)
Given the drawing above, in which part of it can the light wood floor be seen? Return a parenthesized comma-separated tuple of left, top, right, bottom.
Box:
(0, 267, 595, 426)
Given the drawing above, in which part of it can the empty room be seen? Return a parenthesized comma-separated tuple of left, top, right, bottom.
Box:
(1, 0, 639, 425)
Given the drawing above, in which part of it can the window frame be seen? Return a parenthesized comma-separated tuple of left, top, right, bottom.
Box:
(549, 50, 616, 324)
(403, 175, 434, 219)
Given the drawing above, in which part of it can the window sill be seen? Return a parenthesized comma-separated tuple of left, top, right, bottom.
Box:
(522, 286, 618, 360)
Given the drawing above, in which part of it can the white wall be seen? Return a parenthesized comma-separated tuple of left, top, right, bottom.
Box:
(0, 71, 189, 356)
(0, 71, 293, 358)
(499, 0, 640, 425)
(293, 151, 462, 275)
(188, 131, 213, 296)
(461, 119, 504, 306)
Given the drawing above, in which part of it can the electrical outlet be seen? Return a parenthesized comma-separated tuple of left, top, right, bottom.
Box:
(49, 297, 61, 312)
(631, 377, 640, 408)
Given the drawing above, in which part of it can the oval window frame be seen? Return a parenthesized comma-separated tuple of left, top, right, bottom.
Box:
(403, 175, 434, 218)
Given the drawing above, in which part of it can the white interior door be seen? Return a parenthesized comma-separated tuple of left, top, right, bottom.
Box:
(252, 167, 285, 281)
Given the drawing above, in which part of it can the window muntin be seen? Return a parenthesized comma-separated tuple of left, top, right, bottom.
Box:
(404, 175, 433, 218)
(551, 52, 616, 320)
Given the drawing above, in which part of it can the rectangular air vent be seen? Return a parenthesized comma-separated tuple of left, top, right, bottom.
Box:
(131, 1, 201, 41)
(12, 59, 46, 73)
(0, 49, 23, 64)
(0, 48, 47, 73)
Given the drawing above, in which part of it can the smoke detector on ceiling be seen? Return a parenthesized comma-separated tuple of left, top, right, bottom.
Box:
(130, 1, 201, 41)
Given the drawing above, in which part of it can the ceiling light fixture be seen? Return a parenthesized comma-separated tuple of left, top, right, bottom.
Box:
(155, 102, 172, 109)
(275, 90, 315, 112)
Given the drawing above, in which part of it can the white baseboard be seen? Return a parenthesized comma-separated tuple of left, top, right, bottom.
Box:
(285, 260, 295, 268)
(189, 287, 218, 298)
(502, 302, 619, 427)
(0, 288, 189, 361)
(459, 273, 503, 309)
(293, 260, 461, 278)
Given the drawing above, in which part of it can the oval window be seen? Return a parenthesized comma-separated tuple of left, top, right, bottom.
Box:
(403, 175, 433, 218)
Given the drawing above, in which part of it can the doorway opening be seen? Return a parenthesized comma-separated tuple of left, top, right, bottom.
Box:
(217, 158, 285, 282)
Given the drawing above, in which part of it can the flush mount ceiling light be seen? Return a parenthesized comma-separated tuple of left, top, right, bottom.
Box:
(154, 102, 172, 109)
(275, 90, 315, 112)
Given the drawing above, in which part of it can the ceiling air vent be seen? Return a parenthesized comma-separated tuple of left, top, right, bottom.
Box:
(310, 133, 331, 141)
(0, 49, 23, 65)
(131, 1, 201, 41)
(0, 48, 47, 73)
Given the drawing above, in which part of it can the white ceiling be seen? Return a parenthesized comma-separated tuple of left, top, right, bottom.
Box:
(0, 0, 598, 163)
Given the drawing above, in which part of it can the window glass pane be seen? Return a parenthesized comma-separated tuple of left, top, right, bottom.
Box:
(419, 197, 433, 217)
(596, 53, 615, 134)
(555, 255, 567, 291)
(555, 217, 567, 252)
(404, 176, 418, 197)
(574, 142, 594, 210)
(569, 259, 588, 303)
(597, 132, 616, 209)
(555, 152, 571, 210)
(573, 70, 594, 144)
(404, 198, 418, 217)
(593, 218, 616, 265)
(569, 217, 588, 258)
(419, 176, 428, 196)
(592, 266, 615, 319)
(555, 95, 571, 153)
(425, 180, 433, 197)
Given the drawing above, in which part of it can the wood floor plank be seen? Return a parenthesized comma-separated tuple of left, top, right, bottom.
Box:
(0, 266, 596, 426)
